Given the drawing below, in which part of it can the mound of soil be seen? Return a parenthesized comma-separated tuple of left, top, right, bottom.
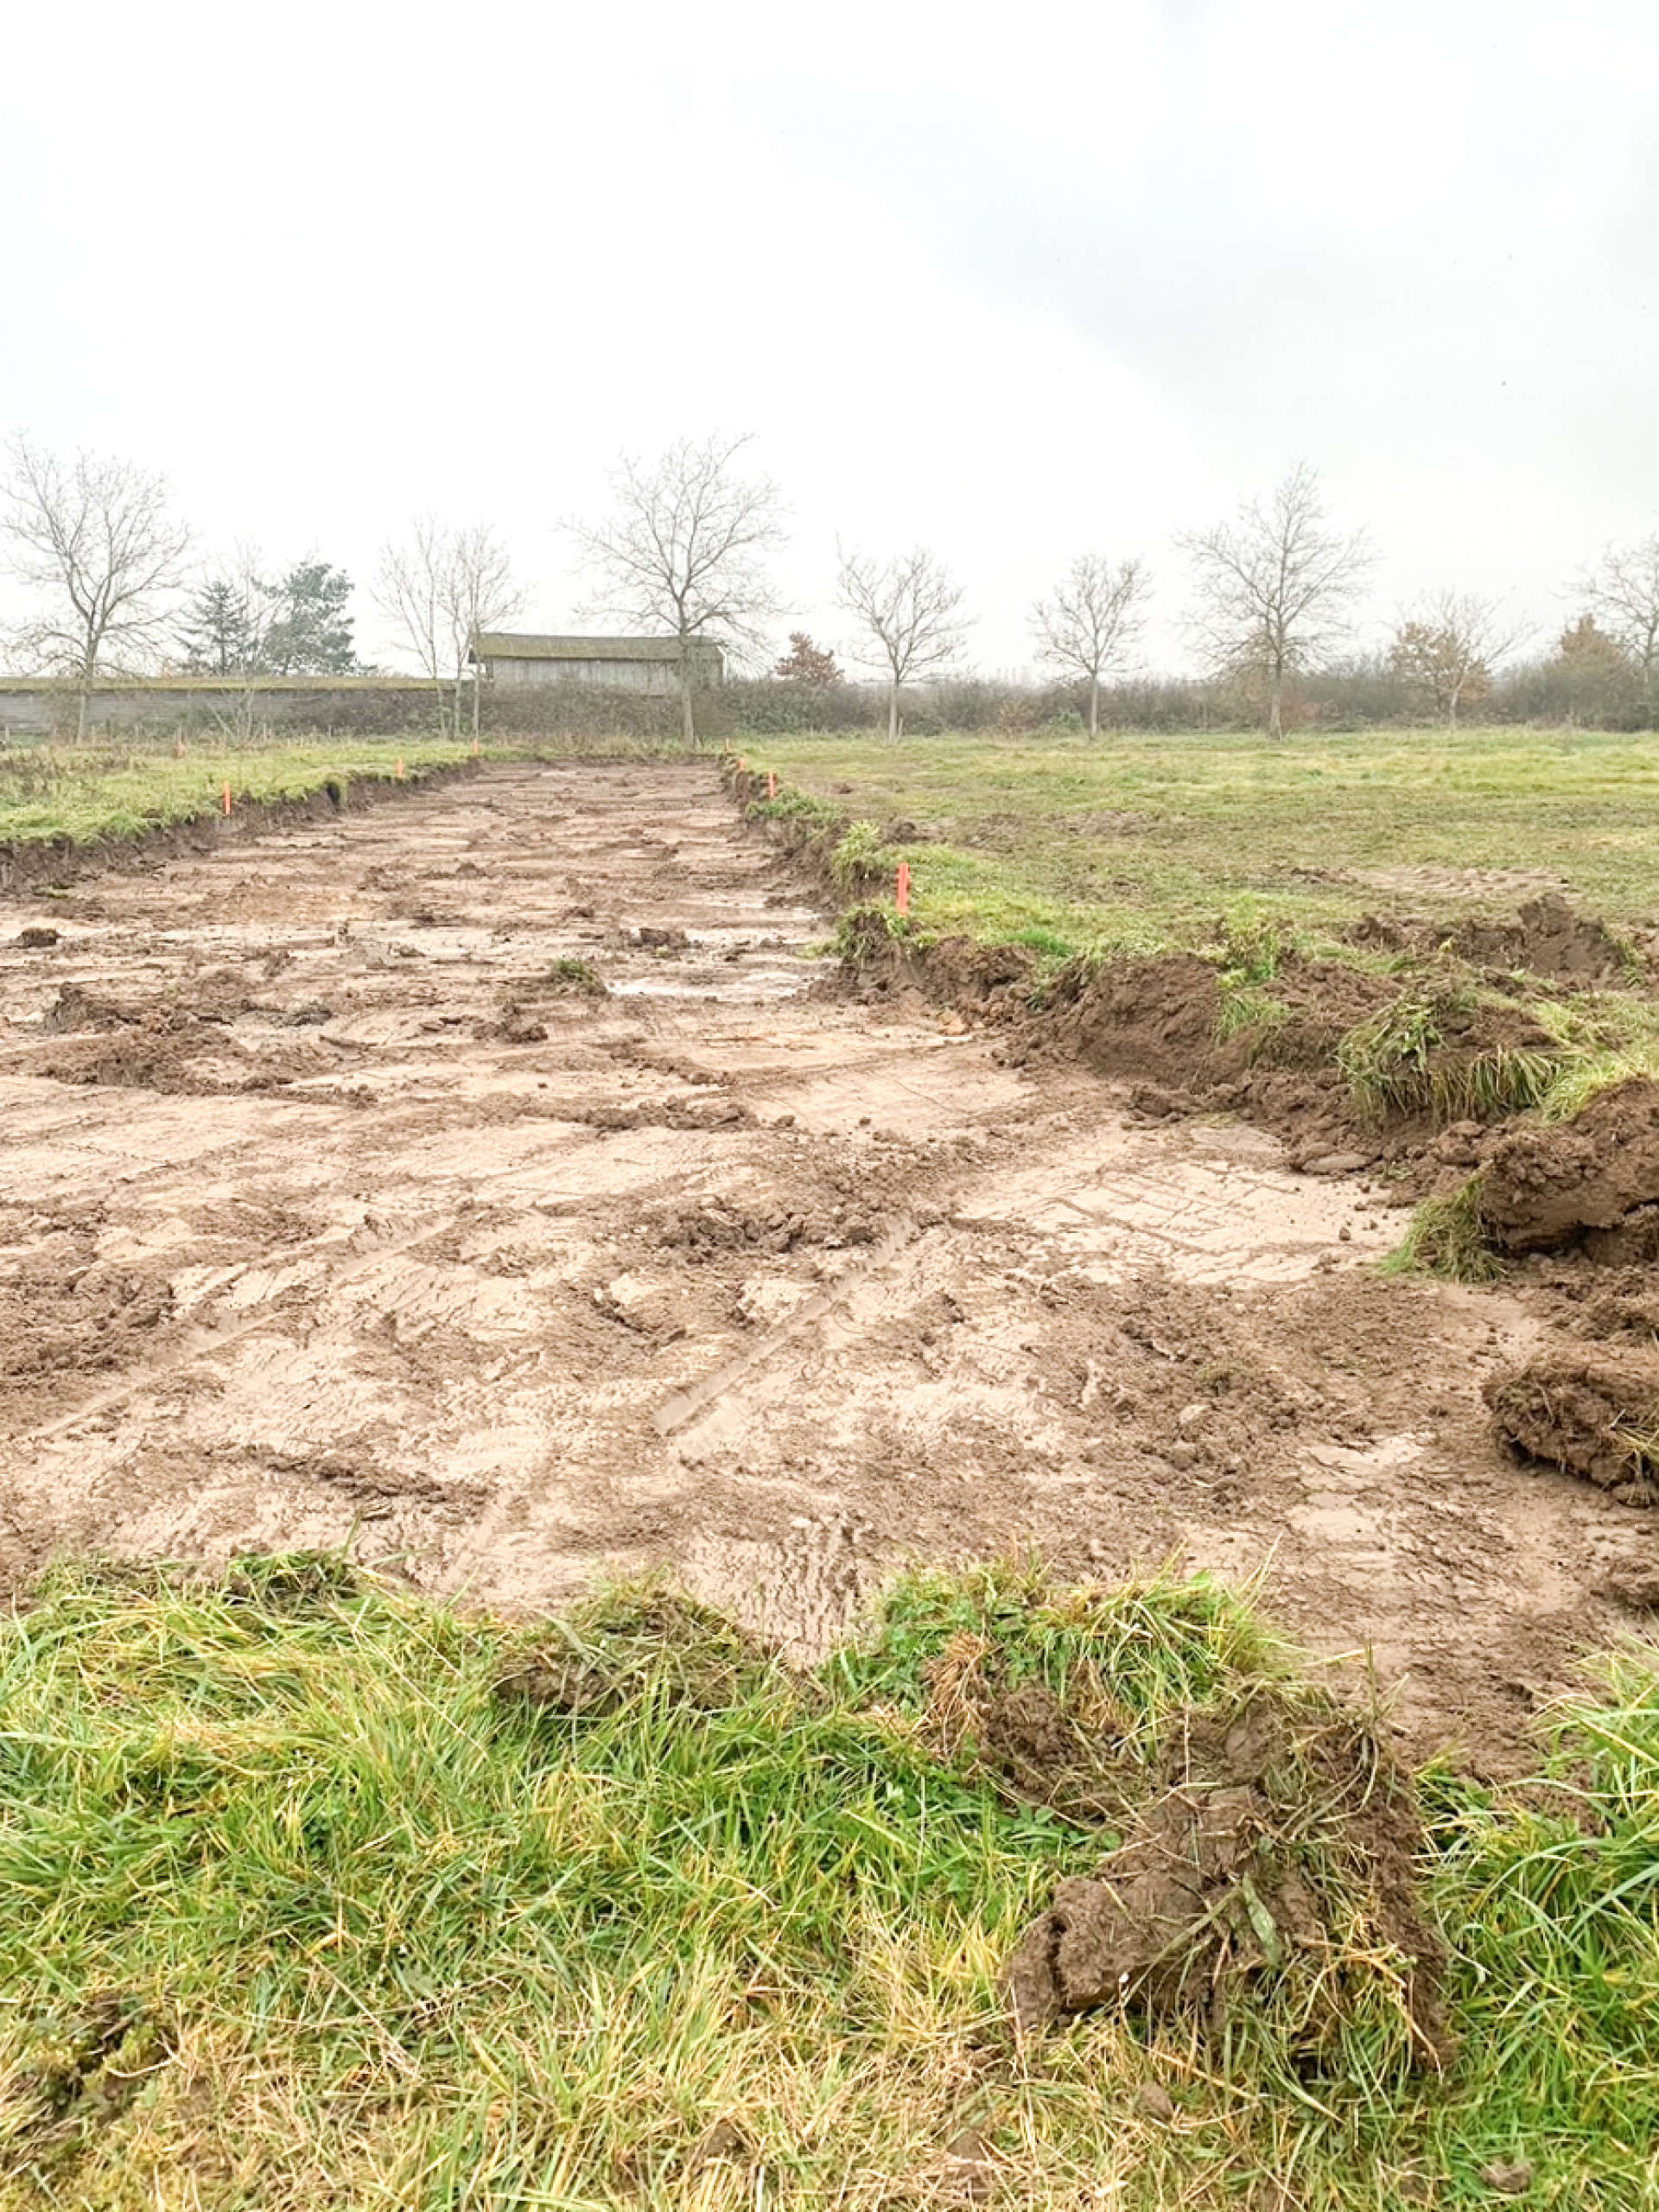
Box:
(38, 1029, 220, 1092)
(1048, 954, 1228, 1090)
(841, 914, 1034, 1007)
(0, 1249, 173, 1387)
(1481, 1080, 1659, 1254)
(920, 935, 1035, 1002)
(1352, 895, 1632, 982)
(1486, 1349, 1659, 1503)
(1538, 1264, 1659, 1346)
(1004, 1699, 1446, 2064)
(42, 977, 255, 1036)
(1459, 894, 1632, 982)
(651, 1195, 877, 1257)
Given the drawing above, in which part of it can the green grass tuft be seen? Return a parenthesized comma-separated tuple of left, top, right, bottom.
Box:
(1379, 1174, 1503, 1282)
(827, 818, 887, 891)
(1540, 1041, 1659, 1122)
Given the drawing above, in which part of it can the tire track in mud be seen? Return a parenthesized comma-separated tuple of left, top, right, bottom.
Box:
(0, 760, 1644, 1762)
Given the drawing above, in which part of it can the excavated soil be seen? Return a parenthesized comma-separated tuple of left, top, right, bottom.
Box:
(1481, 1080, 1659, 1255)
(1003, 1697, 1446, 2063)
(0, 763, 1652, 1765)
(1487, 1350, 1659, 1503)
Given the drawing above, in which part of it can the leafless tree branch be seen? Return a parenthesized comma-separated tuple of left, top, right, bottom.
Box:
(1388, 590, 1528, 727)
(1031, 553, 1150, 739)
(836, 545, 967, 744)
(1580, 534, 1659, 728)
(1, 435, 193, 738)
(374, 518, 524, 739)
(1177, 462, 1371, 739)
(569, 433, 786, 746)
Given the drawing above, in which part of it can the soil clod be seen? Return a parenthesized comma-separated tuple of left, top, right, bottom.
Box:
(1003, 1696, 1446, 2069)
(1480, 1080, 1659, 1255)
(1486, 1350, 1659, 1502)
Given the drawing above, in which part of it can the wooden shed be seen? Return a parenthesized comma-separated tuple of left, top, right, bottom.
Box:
(469, 632, 724, 693)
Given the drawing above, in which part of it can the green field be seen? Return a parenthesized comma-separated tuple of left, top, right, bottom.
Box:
(747, 727, 1659, 960)
(0, 739, 473, 853)
(3, 1559, 1656, 2210)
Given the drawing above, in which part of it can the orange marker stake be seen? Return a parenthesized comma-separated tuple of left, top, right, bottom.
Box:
(221, 779, 232, 817)
(395, 757, 405, 779)
(895, 861, 910, 917)
(766, 771, 777, 799)
(471, 734, 480, 757)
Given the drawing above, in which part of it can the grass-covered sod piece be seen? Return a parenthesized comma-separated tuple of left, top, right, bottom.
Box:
(3, 1556, 1658, 2207)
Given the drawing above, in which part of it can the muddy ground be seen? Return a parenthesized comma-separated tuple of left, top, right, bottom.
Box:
(0, 763, 1650, 1765)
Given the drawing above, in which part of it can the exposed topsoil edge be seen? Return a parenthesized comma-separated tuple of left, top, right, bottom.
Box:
(0, 758, 484, 901)
(722, 759, 1659, 1226)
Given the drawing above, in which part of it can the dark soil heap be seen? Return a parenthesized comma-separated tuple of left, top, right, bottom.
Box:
(1356, 893, 1632, 983)
(1003, 1696, 1448, 2070)
(1487, 1350, 1659, 1503)
(1481, 1079, 1659, 1258)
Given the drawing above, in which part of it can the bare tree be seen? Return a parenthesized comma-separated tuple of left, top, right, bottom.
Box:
(1580, 534, 1659, 728)
(374, 519, 523, 738)
(1389, 590, 1528, 728)
(1031, 554, 1149, 740)
(836, 546, 967, 743)
(1, 435, 192, 739)
(1177, 463, 1371, 740)
(571, 433, 785, 747)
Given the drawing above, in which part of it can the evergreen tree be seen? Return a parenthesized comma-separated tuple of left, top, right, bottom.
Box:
(177, 574, 267, 673)
(261, 561, 360, 674)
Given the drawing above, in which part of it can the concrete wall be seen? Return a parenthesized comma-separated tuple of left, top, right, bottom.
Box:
(0, 681, 449, 736)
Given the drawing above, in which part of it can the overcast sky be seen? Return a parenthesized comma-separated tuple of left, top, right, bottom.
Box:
(2, 0, 1654, 676)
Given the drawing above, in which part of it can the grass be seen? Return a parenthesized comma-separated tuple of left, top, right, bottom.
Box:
(1379, 1176, 1504, 1282)
(3, 1555, 1658, 2209)
(0, 736, 473, 852)
(749, 727, 1659, 965)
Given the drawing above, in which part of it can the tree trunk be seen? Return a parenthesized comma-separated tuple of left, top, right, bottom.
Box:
(78, 650, 92, 743)
(887, 680, 900, 746)
(679, 641, 697, 750)
(1268, 663, 1284, 741)
(472, 666, 481, 741)
(1089, 674, 1100, 742)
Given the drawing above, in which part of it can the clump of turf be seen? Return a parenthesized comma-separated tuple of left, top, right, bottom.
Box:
(827, 819, 887, 892)
(1336, 988, 1563, 1124)
(531, 955, 607, 996)
(1380, 1173, 1503, 1281)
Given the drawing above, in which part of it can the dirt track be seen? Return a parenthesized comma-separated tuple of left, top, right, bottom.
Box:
(0, 763, 1646, 1759)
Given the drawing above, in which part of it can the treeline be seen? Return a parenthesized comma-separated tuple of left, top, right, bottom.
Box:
(479, 642, 1654, 743)
(5, 427, 1658, 744)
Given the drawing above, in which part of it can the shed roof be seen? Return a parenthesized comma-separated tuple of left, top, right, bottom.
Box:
(469, 632, 721, 664)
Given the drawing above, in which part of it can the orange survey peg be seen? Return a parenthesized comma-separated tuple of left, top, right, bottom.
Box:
(895, 861, 910, 916)
(221, 780, 232, 817)
(767, 772, 777, 799)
